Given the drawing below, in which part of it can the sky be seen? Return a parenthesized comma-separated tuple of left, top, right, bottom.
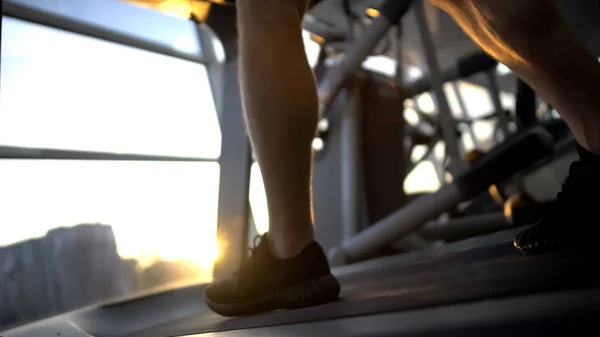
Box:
(0, 13, 512, 283)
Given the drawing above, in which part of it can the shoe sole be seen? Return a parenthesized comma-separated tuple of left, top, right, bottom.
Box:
(204, 274, 341, 317)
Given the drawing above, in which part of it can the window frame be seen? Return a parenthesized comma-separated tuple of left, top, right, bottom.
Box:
(0, 0, 224, 162)
(0, 0, 254, 280)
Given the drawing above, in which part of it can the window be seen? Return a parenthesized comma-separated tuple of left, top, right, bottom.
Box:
(0, 160, 220, 274)
(0, 17, 221, 158)
(0, 4, 222, 330)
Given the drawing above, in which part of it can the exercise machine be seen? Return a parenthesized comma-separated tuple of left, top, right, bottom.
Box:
(307, 0, 571, 265)
(2, 0, 598, 336)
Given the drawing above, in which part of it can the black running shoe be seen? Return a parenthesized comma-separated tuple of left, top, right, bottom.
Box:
(204, 234, 341, 316)
(514, 144, 599, 255)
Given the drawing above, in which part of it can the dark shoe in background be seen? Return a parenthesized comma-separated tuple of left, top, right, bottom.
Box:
(515, 145, 599, 255)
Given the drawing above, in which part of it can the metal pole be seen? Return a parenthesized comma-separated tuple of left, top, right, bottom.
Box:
(0, 146, 214, 162)
(404, 53, 497, 97)
(342, 0, 356, 41)
(406, 134, 440, 174)
(214, 60, 252, 279)
(451, 82, 478, 148)
(413, 0, 464, 172)
(413, 100, 445, 185)
(0, 0, 3, 99)
(333, 183, 463, 262)
(319, 0, 413, 115)
(195, 22, 225, 115)
(340, 85, 363, 240)
(420, 213, 509, 241)
(329, 127, 554, 264)
(3, 0, 206, 65)
(394, 21, 404, 86)
(485, 69, 511, 139)
(515, 78, 537, 130)
(433, 141, 447, 185)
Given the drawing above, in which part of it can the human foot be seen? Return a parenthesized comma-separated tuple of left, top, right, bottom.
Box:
(204, 234, 340, 316)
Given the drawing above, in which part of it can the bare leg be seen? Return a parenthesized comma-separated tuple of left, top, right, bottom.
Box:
(237, 0, 317, 258)
(431, 0, 600, 153)
(205, 3, 340, 313)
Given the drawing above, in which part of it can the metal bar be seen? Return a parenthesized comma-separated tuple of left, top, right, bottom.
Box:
(342, 0, 356, 41)
(195, 23, 225, 115)
(452, 82, 478, 148)
(485, 69, 511, 139)
(413, 0, 464, 172)
(332, 183, 463, 263)
(318, 0, 413, 115)
(515, 78, 537, 130)
(412, 100, 445, 184)
(405, 68, 458, 98)
(1, 0, 3, 98)
(3, 0, 206, 65)
(0, 146, 213, 162)
(394, 21, 403, 86)
(340, 85, 363, 240)
(406, 134, 440, 174)
(213, 59, 252, 279)
(404, 53, 497, 97)
(391, 234, 432, 252)
(520, 136, 576, 176)
(434, 141, 447, 185)
(329, 127, 555, 264)
(413, 100, 439, 128)
(454, 111, 498, 124)
(419, 213, 509, 241)
(412, 99, 446, 184)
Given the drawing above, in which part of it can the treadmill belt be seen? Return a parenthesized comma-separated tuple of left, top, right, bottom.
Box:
(131, 238, 599, 337)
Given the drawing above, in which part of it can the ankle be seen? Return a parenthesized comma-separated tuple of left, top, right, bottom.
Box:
(267, 231, 315, 259)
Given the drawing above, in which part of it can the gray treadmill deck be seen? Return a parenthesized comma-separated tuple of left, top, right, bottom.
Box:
(4, 228, 599, 337)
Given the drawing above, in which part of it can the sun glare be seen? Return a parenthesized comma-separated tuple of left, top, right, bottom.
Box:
(115, 228, 221, 270)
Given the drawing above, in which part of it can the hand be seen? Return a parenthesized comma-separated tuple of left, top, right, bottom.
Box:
(428, 0, 568, 70)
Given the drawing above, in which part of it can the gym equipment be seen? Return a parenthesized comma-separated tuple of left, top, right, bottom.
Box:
(452, 82, 479, 148)
(420, 213, 509, 242)
(331, 127, 555, 264)
(2, 0, 597, 336)
(485, 69, 511, 140)
(5, 228, 599, 337)
(515, 79, 537, 130)
(421, 192, 544, 242)
(412, 0, 464, 172)
(403, 52, 498, 97)
(318, 0, 414, 115)
(341, 83, 363, 240)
